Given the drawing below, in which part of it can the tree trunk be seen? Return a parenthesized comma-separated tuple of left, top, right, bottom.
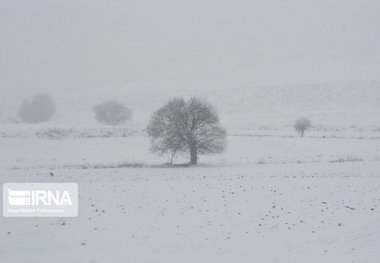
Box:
(170, 150, 176, 164)
(301, 130, 304, 137)
(190, 144, 197, 164)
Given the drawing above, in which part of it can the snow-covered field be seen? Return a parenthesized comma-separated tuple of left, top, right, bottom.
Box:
(1, 0, 380, 261)
(1, 82, 380, 262)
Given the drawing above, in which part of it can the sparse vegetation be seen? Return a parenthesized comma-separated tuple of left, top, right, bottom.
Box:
(330, 156, 363, 163)
(257, 159, 266, 164)
(294, 117, 311, 137)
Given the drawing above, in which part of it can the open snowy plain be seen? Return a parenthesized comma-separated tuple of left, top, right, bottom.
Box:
(1, 0, 380, 262)
(1, 83, 380, 262)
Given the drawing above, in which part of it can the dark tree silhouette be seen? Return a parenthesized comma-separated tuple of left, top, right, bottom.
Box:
(294, 117, 311, 137)
(93, 100, 132, 125)
(147, 97, 226, 164)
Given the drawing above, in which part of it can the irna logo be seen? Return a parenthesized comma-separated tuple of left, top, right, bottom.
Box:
(8, 189, 73, 206)
(3, 183, 78, 217)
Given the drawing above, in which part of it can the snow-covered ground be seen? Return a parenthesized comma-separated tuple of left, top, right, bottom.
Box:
(1, 82, 380, 262)
(1, 137, 380, 262)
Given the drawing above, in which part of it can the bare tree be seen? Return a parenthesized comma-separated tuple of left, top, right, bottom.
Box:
(147, 97, 226, 165)
(18, 93, 56, 123)
(93, 100, 132, 125)
(294, 117, 311, 137)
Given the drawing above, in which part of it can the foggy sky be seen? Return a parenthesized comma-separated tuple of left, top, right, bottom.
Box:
(1, 0, 380, 100)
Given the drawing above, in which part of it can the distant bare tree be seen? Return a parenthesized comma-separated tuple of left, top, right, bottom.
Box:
(147, 97, 226, 164)
(93, 100, 132, 125)
(18, 93, 56, 123)
(294, 117, 311, 137)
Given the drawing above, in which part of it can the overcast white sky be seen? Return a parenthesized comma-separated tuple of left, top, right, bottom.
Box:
(1, 0, 380, 100)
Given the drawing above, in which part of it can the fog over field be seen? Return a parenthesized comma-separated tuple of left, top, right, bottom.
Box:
(0, 1, 380, 263)
(1, 0, 380, 101)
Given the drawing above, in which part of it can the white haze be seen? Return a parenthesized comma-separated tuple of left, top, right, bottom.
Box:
(0, 0, 380, 114)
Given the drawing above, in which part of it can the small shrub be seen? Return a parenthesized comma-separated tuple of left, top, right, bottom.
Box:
(93, 100, 132, 125)
(18, 94, 56, 123)
(294, 117, 311, 137)
(257, 159, 266, 164)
